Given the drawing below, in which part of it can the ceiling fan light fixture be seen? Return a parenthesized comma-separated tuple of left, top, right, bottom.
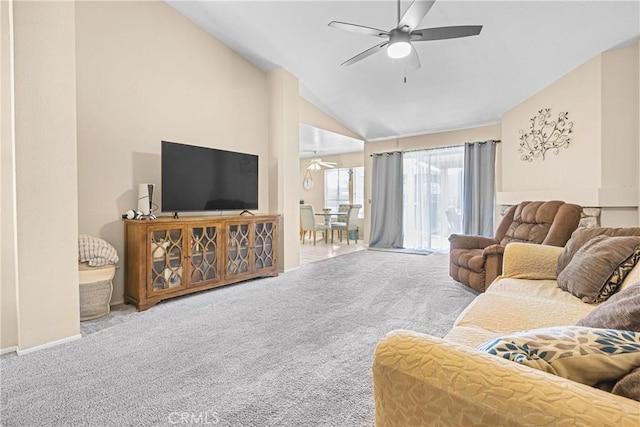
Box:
(330, 0, 483, 70)
(387, 29, 411, 59)
(387, 41, 411, 59)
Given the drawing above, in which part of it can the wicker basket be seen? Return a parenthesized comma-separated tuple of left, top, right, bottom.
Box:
(79, 263, 116, 321)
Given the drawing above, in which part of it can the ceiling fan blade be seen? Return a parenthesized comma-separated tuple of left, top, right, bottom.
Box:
(405, 45, 421, 73)
(398, 0, 435, 30)
(328, 21, 389, 38)
(341, 41, 388, 67)
(318, 161, 337, 167)
(411, 25, 483, 41)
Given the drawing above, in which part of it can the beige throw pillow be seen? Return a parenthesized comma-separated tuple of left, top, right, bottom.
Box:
(557, 235, 640, 303)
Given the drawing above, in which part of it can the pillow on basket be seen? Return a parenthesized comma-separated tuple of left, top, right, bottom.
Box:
(477, 326, 640, 386)
(78, 234, 119, 267)
(577, 283, 640, 331)
(557, 235, 640, 303)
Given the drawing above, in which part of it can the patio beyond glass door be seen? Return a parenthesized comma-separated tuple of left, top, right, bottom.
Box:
(403, 146, 464, 251)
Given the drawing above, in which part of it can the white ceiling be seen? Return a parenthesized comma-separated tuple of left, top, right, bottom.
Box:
(167, 0, 640, 147)
(299, 123, 365, 158)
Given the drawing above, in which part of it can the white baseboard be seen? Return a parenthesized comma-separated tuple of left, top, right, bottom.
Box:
(110, 298, 124, 306)
(16, 334, 82, 356)
(281, 266, 299, 273)
(1, 346, 18, 355)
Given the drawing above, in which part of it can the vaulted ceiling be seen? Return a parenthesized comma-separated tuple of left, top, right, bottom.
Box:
(168, 1, 640, 142)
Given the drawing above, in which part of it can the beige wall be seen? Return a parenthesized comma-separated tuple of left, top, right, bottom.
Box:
(500, 41, 639, 227)
(268, 68, 300, 271)
(11, 0, 80, 350)
(601, 44, 638, 191)
(75, 1, 271, 303)
(299, 98, 363, 140)
(1, 0, 19, 350)
(501, 55, 602, 201)
(601, 44, 639, 226)
(363, 125, 501, 242)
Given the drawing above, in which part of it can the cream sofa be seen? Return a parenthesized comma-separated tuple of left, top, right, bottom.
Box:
(373, 243, 640, 426)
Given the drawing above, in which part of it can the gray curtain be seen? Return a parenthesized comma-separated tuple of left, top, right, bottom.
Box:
(463, 141, 497, 236)
(369, 152, 404, 248)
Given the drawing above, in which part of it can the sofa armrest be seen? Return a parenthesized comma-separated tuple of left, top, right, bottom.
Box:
(502, 242, 564, 280)
(449, 234, 498, 250)
(373, 330, 640, 427)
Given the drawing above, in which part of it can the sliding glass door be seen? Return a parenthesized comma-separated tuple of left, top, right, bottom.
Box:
(403, 146, 464, 251)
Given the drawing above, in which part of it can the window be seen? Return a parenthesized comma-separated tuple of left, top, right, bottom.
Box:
(324, 168, 350, 210)
(324, 167, 365, 218)
(352, 167, 364, 218)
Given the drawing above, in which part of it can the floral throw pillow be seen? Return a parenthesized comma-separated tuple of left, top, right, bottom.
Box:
(477, 326, 640, 386)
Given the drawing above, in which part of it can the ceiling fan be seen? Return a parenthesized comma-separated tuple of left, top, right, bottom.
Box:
(307, 152, 337, 171)
(328, 0, 482, 72)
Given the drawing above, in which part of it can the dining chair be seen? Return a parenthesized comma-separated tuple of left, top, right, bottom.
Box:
(336, 204, 350, 223)
(329, 204, 351, 238)
(330, 204, 349, 242)
(331, 204, 361, 244)
(300, 205, 328, 245)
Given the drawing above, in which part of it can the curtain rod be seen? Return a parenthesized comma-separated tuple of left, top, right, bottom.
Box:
(369, 139, 501, 157)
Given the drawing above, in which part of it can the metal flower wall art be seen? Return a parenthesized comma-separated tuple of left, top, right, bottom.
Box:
(518, 108, 573, 162)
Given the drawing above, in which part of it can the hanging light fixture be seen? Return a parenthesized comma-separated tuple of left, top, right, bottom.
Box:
(387, 29, 411, 59)
(306, 152, 337, 171)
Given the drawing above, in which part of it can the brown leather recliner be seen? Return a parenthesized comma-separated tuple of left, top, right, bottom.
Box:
(449, 201, 583, 292)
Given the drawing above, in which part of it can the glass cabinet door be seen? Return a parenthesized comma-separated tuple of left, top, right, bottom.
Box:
(226, 223, 250, 276)
(189, 225, 220, 286)
(149, 226, 185, 294)
(254, 221, 276, 271)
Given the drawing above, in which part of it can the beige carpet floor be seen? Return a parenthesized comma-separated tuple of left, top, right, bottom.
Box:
(1, 251, 477, 427)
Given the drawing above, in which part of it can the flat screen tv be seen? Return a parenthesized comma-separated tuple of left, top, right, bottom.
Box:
(161, 141, 258, 212)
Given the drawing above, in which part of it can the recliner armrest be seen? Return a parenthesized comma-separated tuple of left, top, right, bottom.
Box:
(449, 234, 498, 250)
(482, 244, 505, 257)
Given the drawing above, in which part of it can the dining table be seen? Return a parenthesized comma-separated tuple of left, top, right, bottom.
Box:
(315, 211, 341, 227)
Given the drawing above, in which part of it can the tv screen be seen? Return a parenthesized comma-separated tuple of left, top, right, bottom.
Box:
(161, 141, 258, 212)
